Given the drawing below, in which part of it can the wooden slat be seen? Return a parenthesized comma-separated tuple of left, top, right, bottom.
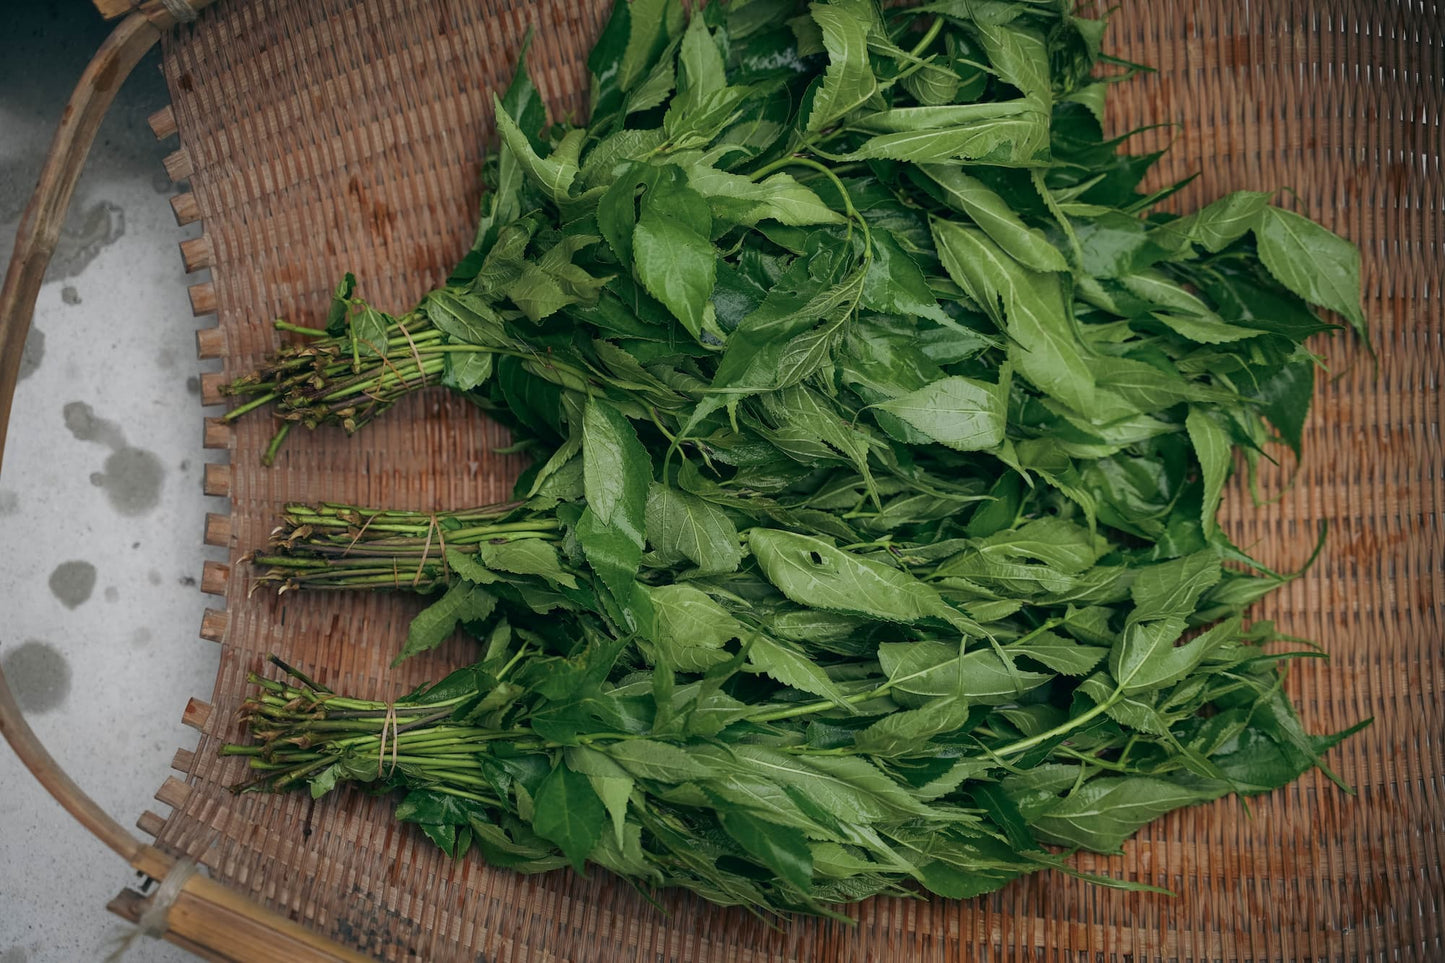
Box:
(188, 280, 216, 316)
(201, 462, 230, 497)
(180, 234, 212, 272)
(199, 371, 227, 405)
(196, 325, 225, 360)
(162, 147, 193, 182)
(135, 810, 167, 838)
(201, 418, 232, 450)
(154, 776, 191, 810)
(171, 747, 196, 773)
(181, 698, 212, 732)
(203, 512, 231, 547)
(94, 0, 137, 18)
(200, 560, 229, 595)
(199, 608, 228, 643)
(170, 192, 201, 225)
(147, 104, 177, 139)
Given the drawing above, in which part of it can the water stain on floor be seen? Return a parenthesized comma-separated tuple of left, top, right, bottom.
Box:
(63, 401, 164, 516)
(47, 200, 124, 280)
(61, 285, 81, 305)
(18, 326, 43, 380)
(104, 586, 119, 603)
(1, 640, 72, 714)
(91, 447, 164, 516)
(63, 400, 125, 449)
(48, 560, 96, 609)
(0, 490, 17, 515)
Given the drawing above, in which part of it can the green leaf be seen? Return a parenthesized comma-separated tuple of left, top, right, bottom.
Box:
(1108, 616, 1188, 694)
(747, 634, 852, 706)
(1153, 190, 1271, 254)
(1186, 406, 1232, 537)
(576, 509, 645, 624)
(477, 538, 577, 589)
(932, 219, 1095, 413)
(1255, 206, 1366, 337)
(677, 157, 844, 227)
(716, 807, 814, 893)
(860, 228, 951, 323)
(1032, 777, 1224, 852)
(324, 272, 356, 335)
(807, 1, 877, 131)
(1129, 550, 1223, 622)
(1249, 354, 1315, 455)
(677, 11, 726, 103)
(853, 697, 971, 757)
(874, 374, 1007, 452)
(619, 0, 680, 92)
(643, 583, 739, 672)
(425, 289, 506, 346)
(603, 738, 712, 783)
(725, 745, 930, 823)
(842, 113, 1048, 165)
(1073, 211, 1166, 279)
(564, 746, 633, 847)
(626, 52, 677, 117)
(748, 528, 955, 625)
(1013, 631, 1108, 676)
(493, 95, 581, 202)
(645, 484, 743, 575)
(920, 165, 1068, 273)
(972, 18, 1051, 104)
(633, 185, 719, 343)
(582, 397, 650, 539)
(348, 302, 391, 359)
(531, 762, 606, 872)
(499, 30, 547, 155)
(878, 641, 1052, 706)
(854, 100, 1034, 133)
(396, 789, 488, 830)
(1113, 615, 1242, 694)
(441, 349, 493, 391)
(396, 581, 496, 663)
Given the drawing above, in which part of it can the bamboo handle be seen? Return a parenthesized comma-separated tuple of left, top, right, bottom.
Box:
(0, 6, 374, 961)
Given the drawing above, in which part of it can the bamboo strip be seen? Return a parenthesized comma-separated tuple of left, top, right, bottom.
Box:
(148, 104, 177, 139)
(202, 463, 230, 497)
(189, 279, 217, 315)
(200, 560, 229, 595)
(182, 698, 213, 732)
(196, 325, 225, 359)
(203, 511, 231, 547)
(200, 609, 229, 643)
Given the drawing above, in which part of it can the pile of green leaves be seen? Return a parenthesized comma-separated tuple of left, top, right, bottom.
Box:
(227, 0, 1367, 916)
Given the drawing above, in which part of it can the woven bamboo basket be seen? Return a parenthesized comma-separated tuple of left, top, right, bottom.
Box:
(1, 0, 1440, 960)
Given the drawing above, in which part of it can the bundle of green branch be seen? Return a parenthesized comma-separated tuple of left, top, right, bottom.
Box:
(225, 0, 1368, 916)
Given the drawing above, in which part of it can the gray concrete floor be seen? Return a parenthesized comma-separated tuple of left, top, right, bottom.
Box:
(2, 3, 220, 961)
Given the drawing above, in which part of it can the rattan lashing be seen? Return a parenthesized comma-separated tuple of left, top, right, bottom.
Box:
(3, 1, 1441, 960)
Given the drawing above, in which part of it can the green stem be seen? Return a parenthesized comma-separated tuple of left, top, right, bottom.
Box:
(222, 391, 280, 422)
(273, 321, 330, 337)
(748, 682, 892, 724)
(990, 688, 1123, 758)
(261, 422, 293, 466)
